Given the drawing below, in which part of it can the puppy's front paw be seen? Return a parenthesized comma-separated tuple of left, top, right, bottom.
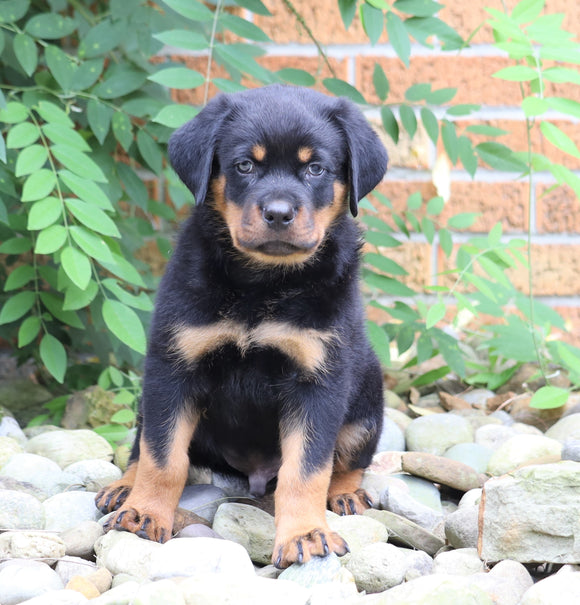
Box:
(328, 488, 373, 516)
(272, 526, 349, 569)
(103, 506, 172, 543)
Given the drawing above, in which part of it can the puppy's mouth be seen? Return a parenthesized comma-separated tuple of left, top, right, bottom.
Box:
(245, 239, 318, 257)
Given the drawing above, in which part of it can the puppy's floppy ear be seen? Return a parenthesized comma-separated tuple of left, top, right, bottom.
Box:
(168, 94, 230, 205)
(332, 98, 388, 217)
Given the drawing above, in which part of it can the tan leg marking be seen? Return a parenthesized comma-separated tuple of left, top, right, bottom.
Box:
(272, 432, 348, 568)
(103, 415, 197, 543)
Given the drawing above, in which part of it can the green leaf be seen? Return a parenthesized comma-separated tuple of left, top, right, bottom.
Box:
(407, 191, 422, 210)
(0, 291, 35, 325)
(411, 365, 451, 387)
(63, 279, 98, 311)
(492, 65, 538, 82)
(540, 122, 580, 159)
(93, 67, 148, 99)
(79, 19, 124, 58)
(219, 13, 271, 42)
(465, 124, 508, 137)
(15, 144, 48, 177)
(214, 43, 273, 84)
(101, 253, 145, 287)
(399, 104, 417, 138)
(37, 101, 74, 128)
(542, 67, 580, 85)
(136, 130, 163, 175)
(148, 67, 205, 89)
(35, 224, 67, 254)
(405, 83, 431, 102)
(45, 44, 76, 90)
(0, 101, 28, 124)
(476, 142, 527, 172)
(25, 14, 76, 40)
(529, 385, 569, 410)
(426, 87, 457, 105)
(112, 111, 133, 152)
(162, 0, 214, 21)
(394, 0, 442, 17)
(70, 225, 114, 264)
(338, 0, 358, 29)
(441, 120, 458, 164)
(322, 78, 366, 104)
(65, 199, 120, 237)
(439, 227, 453, 256)
(22, 169, 57, 202)
(426, 196, 444, 215)
(0, 0, 30, 23)
(545, 97, 580, 119)
(0, 237, 32, 254)
(447, 212, 480, 229)
(110, 408, 136, 424)
(365, 230, 402, 248)
(103, 278, 153, 311)
(152, 104, 198, 128)
(366, 321, 391, 366)
(6, 122, 39, 149)
(421, 217, 435, 243)
(59, 171, 113, 211)
(87, 99, 113, 145)
(276, 68, 316, 87)
(61, 246, 91, 290)
(426, 302, 446, 329)
(18, 315, 41, 347)
(51, 145, 108, 183)
(154, 29, 207, 50)
(372, 63, 390, 101)
(364, 253, 408, 276)
(234, 0, 271, 16)
(40, 333, 67, 383)
(4, 265, 34, 291)
(74, 58, 105, 91)
(381, 106, 399, 143)
(13, 33, 37, 76)
(39, 291, 84, 329)
(102, 299, 146, 354)
(28, 197, 61, 230)
(363, 271, 416, 296)
(386, 12, 411, 67)
(420, 107, 438, 144)
(458, 136, 477, 177)
(42, 123, 90, 151)
(117, 163, 148, 208)
(360, 4, 384, 46)
(511, 0, 545, 24)
(446, 104, 480, 116)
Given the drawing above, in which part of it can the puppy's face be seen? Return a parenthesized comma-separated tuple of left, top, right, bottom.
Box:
(210, 110, 348, 267)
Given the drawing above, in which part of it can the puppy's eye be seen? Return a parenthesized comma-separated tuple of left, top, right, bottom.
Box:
(307, 163, 324, 176)
(236, 161, 254, 174)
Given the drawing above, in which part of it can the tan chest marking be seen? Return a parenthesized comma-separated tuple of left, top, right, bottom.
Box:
(173, 320, 336, 373)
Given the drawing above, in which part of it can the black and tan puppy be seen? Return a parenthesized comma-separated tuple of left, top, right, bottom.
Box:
(96, 84, 388, 568)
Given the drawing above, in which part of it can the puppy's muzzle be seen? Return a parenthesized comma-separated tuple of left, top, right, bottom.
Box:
(261, 200, 297, 231)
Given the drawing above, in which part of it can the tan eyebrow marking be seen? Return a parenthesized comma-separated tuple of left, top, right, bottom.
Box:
(297, 146, 313, 163)
(252, 144, 266, 162)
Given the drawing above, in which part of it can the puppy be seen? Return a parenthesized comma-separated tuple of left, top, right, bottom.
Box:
(96, 84, 388, 568)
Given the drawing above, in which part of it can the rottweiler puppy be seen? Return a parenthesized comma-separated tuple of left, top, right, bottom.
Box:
(96, 84, 388, 568)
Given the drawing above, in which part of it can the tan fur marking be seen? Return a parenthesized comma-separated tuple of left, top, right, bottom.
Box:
(328, 468, 364, 498)
(173, 320, 336, 373)
(112, 414, 198, 540)
(297, 146, 313, 163)
(252, 144, 266, 162)
(333, 422, 372, 472)
(315, 182, 348, 234)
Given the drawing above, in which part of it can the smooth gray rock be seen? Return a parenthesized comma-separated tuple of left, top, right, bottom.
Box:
(63, 459, 122, 492)
(486, 434, 562, 476)
(60, 520, 104, 557)
(212, 503, 275, 565)
(376, 416, 406, 452)
(562, 439, 580, 462)
(445, 505, 480, 550)
(43, 491, 102, 531)
(364, 509, 445, 556)
(345, 542, 433, 593)
(546, 413, 580, 443)
(148, 536, 255, 580)
(54, 556, 98, 585)
(433, 548, 485, 575)
(401, 451, 483, 491)
(94, 531, 162, 579)
(470, 559, 533, 605)
(279, 553, 354, 587)
(462, 389, 496, 406)
(0, 489, 44, 530)
(0, 531, 65, 563)
(178, 483, 226, 523)
(444, 442, 493, 474)
(479, 461, 580, 563)
(175, 523, 223, 539)
(26, 429, 113, 468)
(0, 559, 64, 605)
(475, 424, 517, 451)
(405, 413, 474, 455)
(179, 574, 310, 604)
(326, 510, 389, 553)
(519, 569, 580, 605)
(89, 581, 140, 605)
(0, 452, 72, 498)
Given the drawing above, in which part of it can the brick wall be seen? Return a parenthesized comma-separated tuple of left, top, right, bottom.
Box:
(166, 0, 580, 344)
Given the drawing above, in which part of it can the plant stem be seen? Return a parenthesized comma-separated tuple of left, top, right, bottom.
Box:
(204, 0, 224, 106)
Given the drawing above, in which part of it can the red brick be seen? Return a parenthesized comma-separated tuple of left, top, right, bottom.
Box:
(553, 306, 580, 347)
(536, 184, 580, 233)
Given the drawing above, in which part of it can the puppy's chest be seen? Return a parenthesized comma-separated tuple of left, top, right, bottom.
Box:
(172, 317, 337, 375)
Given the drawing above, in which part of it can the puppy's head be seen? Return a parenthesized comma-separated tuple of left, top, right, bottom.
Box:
(169, 85, 388, 266)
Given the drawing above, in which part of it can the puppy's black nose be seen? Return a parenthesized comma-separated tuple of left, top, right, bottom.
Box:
(261, 200, 296, 230)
